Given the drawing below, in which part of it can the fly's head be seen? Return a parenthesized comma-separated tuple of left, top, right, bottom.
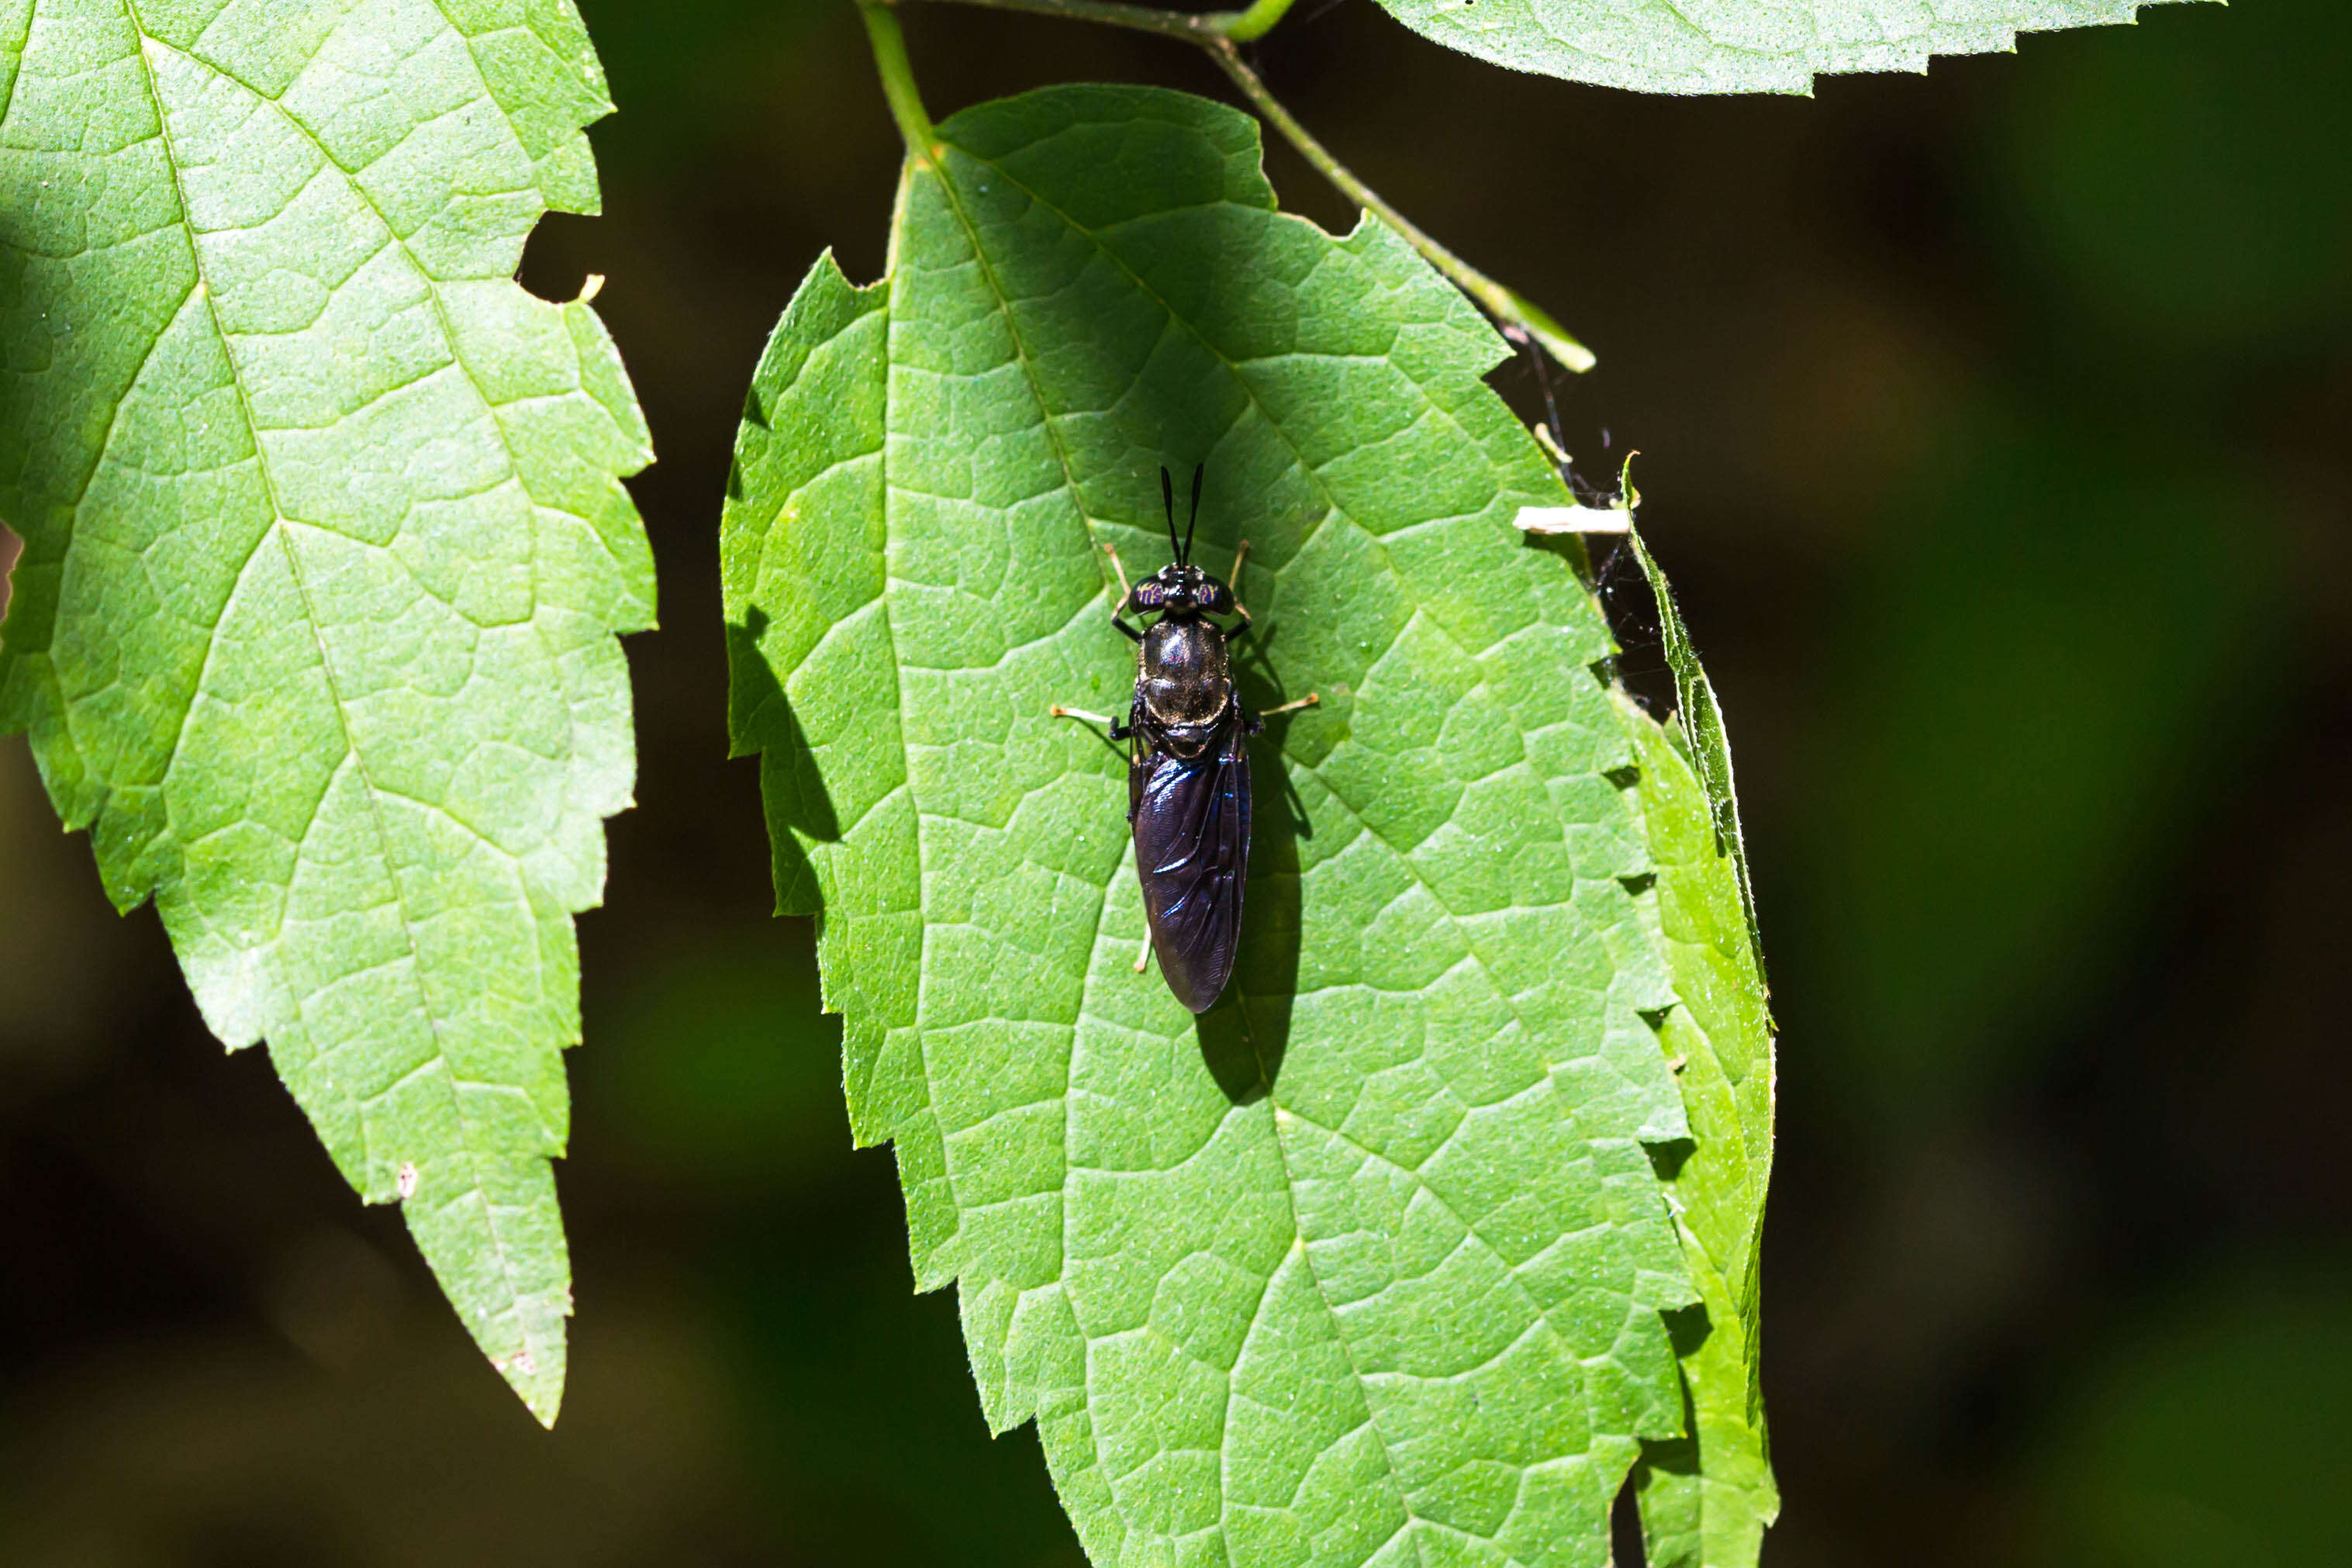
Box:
(1142, 561, 1233, 619)
(1147, 461, 1235, 620)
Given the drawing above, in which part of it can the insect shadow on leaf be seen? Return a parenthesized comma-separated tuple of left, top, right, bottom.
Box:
(1193, 696, 1311, 1106)
(1211, 558, 1318, 1103)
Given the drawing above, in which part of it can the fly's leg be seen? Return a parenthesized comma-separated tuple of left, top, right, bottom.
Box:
(1244, 690, 1320, 734)
(1050, 704, 1135, 740)
(1103, 542, 1145, 643)
(1225, 539, 1255, 634)
(1134, 933, 1154, 973)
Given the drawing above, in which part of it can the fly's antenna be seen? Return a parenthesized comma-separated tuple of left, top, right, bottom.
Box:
(1184, 463, 1204, 565)
(1161, 466, 1180, 563)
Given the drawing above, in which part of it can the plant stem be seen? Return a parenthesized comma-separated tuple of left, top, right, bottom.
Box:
(885, 0, 1290, 41)
(893, 0, 1594, 371)
(1200, 40, 1593, 371)
(1217, 0, 1300, 43)
(859, 1, 940, 161)
(888, 0, 1222, 40)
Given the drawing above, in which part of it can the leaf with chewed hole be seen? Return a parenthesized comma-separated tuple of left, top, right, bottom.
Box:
(724, 82, 1729, 1565)
(0, 0, 654, 1423)
(1372, 0, 2215, 95)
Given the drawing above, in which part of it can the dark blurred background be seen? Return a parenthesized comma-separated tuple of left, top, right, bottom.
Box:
(4, 0, 2347, 1561)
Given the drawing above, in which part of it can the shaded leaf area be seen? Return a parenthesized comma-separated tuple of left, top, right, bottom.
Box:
(0, 0, 654, 1422)
(1626, 527, 1763, 979)
(1623, 690, 1777, 1568)
(1370, 0, 2210, 95)
(725, 83, 1714, 1568)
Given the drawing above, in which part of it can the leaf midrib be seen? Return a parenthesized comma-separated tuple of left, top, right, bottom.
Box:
(919, 127, 1590, 1564)
(0, 5, 37, 143)
(954, 141, 1587, 1078)
(140, 22, 567, 585)
(959, 130, 1639, 1303)
(122, 0, 537, 1315)
(892, 141, 1117, 1399)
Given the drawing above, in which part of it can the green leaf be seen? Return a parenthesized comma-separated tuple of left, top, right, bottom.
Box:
(0, 0, 654, 1424)
(1625, 526, 1763, 978)
(1369, 0, 2215, 95)
(1617, 531, 1777, 1566)
(726, 82, 1708, 1565)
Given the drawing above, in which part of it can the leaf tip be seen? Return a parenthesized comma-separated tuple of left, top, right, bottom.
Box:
(492, 1338, 568, 1428)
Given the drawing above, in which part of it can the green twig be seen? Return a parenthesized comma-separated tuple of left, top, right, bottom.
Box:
(1217, 0, 1301, 43)
(860, 1, 940, 159)
(1200, 40, 1593, 371)
(883, 0, 1220, 40)
(883, 0, 1594, 371)
(866, 0, 1297, 40)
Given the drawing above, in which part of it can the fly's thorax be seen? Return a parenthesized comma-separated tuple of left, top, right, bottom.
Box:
(1138, 615, 1231, 726)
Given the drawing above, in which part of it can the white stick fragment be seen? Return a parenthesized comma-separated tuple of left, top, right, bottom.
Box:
(1515, 503, 1632, 536)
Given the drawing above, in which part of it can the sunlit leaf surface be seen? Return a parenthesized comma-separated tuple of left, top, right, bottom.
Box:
(1369, 0, 2212, 95)
(1622, 667, 1778, 1564)
(723, 82, 1758, 1565)
(0, 0, 654, 1423)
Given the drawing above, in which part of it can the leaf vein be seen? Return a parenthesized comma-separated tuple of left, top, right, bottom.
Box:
(123, 0, 538, 1324)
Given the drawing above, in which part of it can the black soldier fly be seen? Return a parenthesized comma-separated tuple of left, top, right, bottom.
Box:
(1052, 467, 1317, 1014)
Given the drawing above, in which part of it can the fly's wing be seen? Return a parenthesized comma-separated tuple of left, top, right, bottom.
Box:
(1131, 719, 1251, 1014)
